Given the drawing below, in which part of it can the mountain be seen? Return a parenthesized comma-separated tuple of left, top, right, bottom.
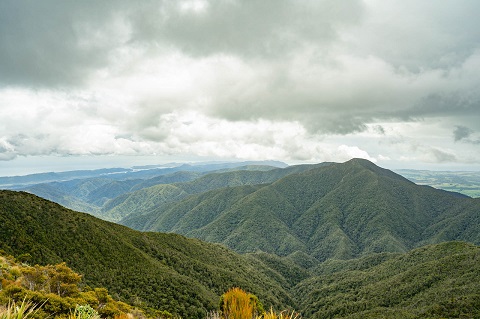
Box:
(295, 241, 480, 318)
(121, 158, 480, 261)
(102, 163, 330, 222)
(15, 162, 288, 221)
(0, 190, 294, 318)
(1, 189, 479, 318)
(2, 160, 287, 188)
(0, 168, 131, 188)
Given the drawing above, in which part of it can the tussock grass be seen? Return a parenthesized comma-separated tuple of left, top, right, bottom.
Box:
(258, 308, 301, 319)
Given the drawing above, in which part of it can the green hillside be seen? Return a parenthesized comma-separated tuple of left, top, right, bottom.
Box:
(19, 172, 200, 220)
(105, 163, 329, 222)
(121, 185, 263, 232)
(16, 162, 288, 222)
(295, 241, 480, 318)
(100, 183, 190, 222)
(0, 190, 294, 318)
(123, 159, 480, 261)
(1, 189, 479, 318)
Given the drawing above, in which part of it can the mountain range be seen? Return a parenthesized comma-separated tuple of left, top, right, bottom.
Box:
(118, 159, 480, 261)
(1, 159, 479, 318)
(12, 160, 289, 220)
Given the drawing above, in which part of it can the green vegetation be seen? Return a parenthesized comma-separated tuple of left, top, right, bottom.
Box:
(0, 190, 293, 318)
(69, 305, 101, 319)
(2, 159, 480, 318)
(16, 163, 293, 222)
(122, 159, 480, 261)
(295, 242, 480, 318)
(0, 254, 137, 318)
(103, 163, 326, 222)
(0, 298, 41, 319)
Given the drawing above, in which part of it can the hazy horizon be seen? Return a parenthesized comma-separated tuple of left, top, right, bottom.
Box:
(2, 155, 480, 178)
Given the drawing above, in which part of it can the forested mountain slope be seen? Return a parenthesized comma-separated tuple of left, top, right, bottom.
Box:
(1, 190, 479, 318)
(0, 190, 294, 318)
(14, 161, 288, 221)
(295, 241, 480, 318)
(122, 159, 480, 261)
(102, 163, 329, 222)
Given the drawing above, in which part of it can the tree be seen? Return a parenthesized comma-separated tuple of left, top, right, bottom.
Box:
(48, 262, 82, 297)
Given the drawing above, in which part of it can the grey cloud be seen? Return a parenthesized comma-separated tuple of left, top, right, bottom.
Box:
(0, 0, 365, 87)
(2, 0, 480, 167)
(0, 143, 16, 161)
(0, 0, 130, 87)
(412, 94, 480, 118)
(452, 126, 480, 145)
(428, 148, 457, 163)
(397, 94, 480, 133)
(373, 125, 385, 135)
(349, 1, 480, 71)
(453, 126, 473, 142)
(130, 0, 365, 57)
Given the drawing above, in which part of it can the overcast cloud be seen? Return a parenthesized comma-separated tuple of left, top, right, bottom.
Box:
(1, 0, 480, 174)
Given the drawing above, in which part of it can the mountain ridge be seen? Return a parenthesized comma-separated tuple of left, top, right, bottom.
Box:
(121, 158, 480, 261)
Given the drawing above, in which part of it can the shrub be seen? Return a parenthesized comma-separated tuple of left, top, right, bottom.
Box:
(68, 304, 100, 319)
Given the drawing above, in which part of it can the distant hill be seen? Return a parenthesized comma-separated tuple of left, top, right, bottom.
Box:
(0, 190, 294, 318)
(122, 159, 480, 261)
(100, 163, 329, 222)
(13, 161, 288, 220)
(0, 168, 131, 188)
(1, 160, 287, 188)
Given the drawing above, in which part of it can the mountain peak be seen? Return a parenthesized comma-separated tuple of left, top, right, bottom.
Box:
(342, 158, 410, 183)
(344, 158, 381, 170)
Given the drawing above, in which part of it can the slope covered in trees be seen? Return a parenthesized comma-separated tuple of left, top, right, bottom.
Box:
(101, 163, 329, 222)
(295, 241, 480, 318)
(0, 190, 294, 318)
(122, 159, 480, 261)
(14, 161, 288, 221)
(0, 190, 479, 318)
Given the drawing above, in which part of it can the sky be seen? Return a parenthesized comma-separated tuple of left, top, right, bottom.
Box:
(1, 0, 480, 176)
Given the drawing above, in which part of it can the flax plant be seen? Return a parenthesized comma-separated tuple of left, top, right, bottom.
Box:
(0, 298, 40, 319)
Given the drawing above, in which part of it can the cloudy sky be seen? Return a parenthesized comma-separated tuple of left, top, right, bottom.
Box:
(1, 0, 480, 175)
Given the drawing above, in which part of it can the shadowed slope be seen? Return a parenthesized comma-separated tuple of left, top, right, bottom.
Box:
(294, 241, 480, 318)
(0, 190, 294, 318)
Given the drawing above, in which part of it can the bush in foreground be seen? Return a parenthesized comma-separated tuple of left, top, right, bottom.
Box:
(215, 288, 300, 319)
